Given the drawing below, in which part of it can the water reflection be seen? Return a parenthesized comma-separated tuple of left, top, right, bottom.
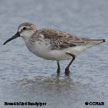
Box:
(16, 75, 80, 94)
(1, 74, 107, 108)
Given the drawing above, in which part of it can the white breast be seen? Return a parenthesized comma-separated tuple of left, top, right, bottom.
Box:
(24, 39, 54, 59)
(24, 39, 93, 61)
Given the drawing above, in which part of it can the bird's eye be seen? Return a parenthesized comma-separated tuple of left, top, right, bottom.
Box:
(23, 27, 27, 30)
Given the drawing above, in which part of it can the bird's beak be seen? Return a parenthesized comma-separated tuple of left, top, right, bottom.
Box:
(3, 32, 20, 45)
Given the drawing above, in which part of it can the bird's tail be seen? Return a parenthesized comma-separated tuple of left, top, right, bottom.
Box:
(85, 39, 105, 49)
(90, 39, 105, 45)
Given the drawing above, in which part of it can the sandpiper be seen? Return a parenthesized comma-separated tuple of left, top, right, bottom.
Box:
(3, 22, 105, 76)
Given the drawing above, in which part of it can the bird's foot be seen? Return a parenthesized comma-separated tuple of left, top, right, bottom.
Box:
(57, 69, 60, 76)
(65, 68, 70, 76)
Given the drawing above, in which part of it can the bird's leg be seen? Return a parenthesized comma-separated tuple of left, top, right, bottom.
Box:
(57, 61, 60, 76)
(65, 53, 75, 76)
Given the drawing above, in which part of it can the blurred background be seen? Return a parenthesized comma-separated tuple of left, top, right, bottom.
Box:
(0, 0, 108, 108)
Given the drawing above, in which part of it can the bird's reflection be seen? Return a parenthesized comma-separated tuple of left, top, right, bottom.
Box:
(16, 75, 81, 94)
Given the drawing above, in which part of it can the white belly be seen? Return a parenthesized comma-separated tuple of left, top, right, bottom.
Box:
(24, 40, 70, 60)
(25, 39, 92, 61)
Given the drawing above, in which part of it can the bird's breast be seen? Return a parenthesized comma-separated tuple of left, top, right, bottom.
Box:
(25, 39, 54, 59)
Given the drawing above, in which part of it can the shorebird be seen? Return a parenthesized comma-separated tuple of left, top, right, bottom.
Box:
(3, 22, 105, 76)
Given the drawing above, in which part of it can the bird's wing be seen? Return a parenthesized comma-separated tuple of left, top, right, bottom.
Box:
(38, 29, 93, 50)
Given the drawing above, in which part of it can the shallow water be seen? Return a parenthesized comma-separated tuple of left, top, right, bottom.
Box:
(0, 0, 108, 108)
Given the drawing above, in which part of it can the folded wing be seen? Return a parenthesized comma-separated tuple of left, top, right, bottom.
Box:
(39, 29, 99, 50)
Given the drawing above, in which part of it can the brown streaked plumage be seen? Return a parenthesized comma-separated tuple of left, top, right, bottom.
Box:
(38, 29, 105, 50)
(18, 22, 37, 31)
(3, 22, 105, 76)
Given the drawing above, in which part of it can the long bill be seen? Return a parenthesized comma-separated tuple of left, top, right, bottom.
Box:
(3, 32, 20, 45)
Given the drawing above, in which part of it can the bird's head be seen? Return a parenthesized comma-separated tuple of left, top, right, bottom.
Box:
(3, 22, 37, 45)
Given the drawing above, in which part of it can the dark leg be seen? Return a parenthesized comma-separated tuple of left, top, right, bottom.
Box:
(57, 61, 60, 75)
(65, 53, 75, 76)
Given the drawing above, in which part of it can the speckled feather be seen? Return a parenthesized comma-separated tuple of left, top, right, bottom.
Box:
(31, 28, 104, 50)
